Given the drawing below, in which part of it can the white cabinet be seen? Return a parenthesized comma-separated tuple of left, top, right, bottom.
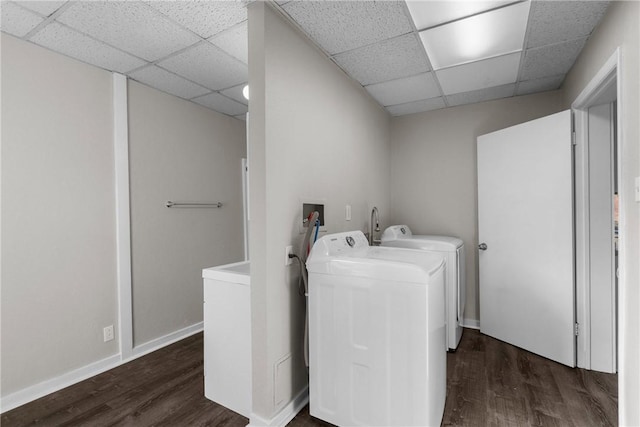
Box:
(203, 261, 251, 417)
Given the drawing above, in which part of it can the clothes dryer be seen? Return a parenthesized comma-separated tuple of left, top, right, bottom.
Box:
(381, 225, 465, 350)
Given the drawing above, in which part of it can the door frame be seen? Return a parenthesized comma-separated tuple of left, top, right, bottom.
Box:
(572, 49, 621, 373)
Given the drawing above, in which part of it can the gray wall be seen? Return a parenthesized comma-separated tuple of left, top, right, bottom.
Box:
(389, 91, 564, 324)
(562, 1, 639, 423)
(1, 33, 118, 395)
(128, 81, 246, 346)
(1, 33, 247, 402)
(248, 3, 391, 421)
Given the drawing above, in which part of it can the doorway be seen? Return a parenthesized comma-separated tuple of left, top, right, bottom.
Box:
(573, 51, 620, 374)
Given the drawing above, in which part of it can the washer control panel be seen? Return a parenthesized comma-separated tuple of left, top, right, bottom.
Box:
(311, 231, 369, 258)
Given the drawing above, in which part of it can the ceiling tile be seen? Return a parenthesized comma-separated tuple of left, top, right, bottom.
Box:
(56, 2, 200, 61)
(221, 83, 248, 105)
(365, 73, 440, 106)
(234, 114, 247, 121)
(446, 83, 515, 107)
(281, 1, 412, 54)
(1, 2, 44, 37)
(30, 22, 147, 74)
(526, 1, 609, 48)
(517, 75, 564, 96)
(419, 1, 529, 70)
(192, 93, 248, 116)
(209, 21, 248, 64)
(146, 1, 247, 39)
(386, 97, 446, 116)
(129, 65, 210, 100)
(158, 41, 247, 90)
(520, 38, 587, 81)
(15, 1, 67, 17)
(405, 0, 514, 30)
(436, 52, 521, 95)
(333, 33, 429, 86)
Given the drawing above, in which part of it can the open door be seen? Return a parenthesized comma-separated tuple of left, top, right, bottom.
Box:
(477, 110, 575, 367)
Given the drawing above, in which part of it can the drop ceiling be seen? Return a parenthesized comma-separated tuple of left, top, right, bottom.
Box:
(1, 1, 610, 119)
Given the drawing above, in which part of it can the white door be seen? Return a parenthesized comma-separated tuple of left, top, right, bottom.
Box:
(477, 110, 575, 367)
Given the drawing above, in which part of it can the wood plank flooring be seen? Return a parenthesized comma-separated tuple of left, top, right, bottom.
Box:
(2, 329, 617, 426)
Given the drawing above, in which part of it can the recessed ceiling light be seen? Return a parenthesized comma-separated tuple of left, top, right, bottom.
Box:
(242, 84, 249, 100)
(406, 0, 515, 30)
(418, 1, 530, 70)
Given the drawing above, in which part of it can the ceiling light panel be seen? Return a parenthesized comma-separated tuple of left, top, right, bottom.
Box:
(209, 21, 248, 64)
(129, 65, 210, 100)
(281, 1, 412, 55)
(1, 2, 44, 37)
(406, 0, 515, 30)
(333, 33, 429, 86)
(146, 1, 247, 39)
(365, 73, 440, 106)
(419, 1, 530, 70)
(436, 52, 521, 95)
(56, 2, 200, 62)
(30, 22, 147, 74)
(525, 1, 609, 49)
(157, 42, 247, 90)
(386, 97, 446, 116)
(192, 93, 248, 116)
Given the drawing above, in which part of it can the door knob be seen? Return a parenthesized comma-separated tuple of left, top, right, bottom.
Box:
(478, 243, 488, 251)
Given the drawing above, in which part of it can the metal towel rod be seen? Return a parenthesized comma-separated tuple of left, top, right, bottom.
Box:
(165, 201, 222, 208)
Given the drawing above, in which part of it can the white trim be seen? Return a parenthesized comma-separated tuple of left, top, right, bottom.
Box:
(0, 354, 121, 413)
(572, 50, 619, 109)
(113, 72, 133, 360)
(130, 322, 204, 360)
(574, 107, 592, 369)
(242, 157, 249, 261)
(571, 48, 621, 373)
(462, 317, 480, 330)
(248, 386, 309, 427)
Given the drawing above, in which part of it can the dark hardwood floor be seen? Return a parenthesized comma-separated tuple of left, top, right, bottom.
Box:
(2, 329, 617, 427)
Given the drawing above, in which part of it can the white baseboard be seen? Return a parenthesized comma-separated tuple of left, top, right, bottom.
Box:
(0, 322, 204, 414)
(129, 321, 203, 361)
(248, 386, 309, 427)
(463, 317, 480, 330)
(0, 354, 121, 413)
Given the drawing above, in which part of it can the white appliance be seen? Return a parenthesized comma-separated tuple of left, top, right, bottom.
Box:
(306, 231, 446, 427)
(381, 225, 466, 351)
(202, 261, 251, 417)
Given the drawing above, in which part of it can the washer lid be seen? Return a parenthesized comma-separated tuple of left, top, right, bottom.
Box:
(307, 231, 445, 283)
(382, 226, 463, 250)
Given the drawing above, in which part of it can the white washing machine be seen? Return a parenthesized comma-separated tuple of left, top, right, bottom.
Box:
(381, 225, 465, 351)
(306, 231, 446, 427)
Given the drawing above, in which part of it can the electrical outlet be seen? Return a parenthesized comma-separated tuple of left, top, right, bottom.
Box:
(103, 325, 114, 342)
(285, 245, 293, 266)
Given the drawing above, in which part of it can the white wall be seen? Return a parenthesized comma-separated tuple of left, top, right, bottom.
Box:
(248, 3, 391, 422)
(562, 1, 640, 424)
(128, 81, 246, 346)
(1, 34, 118, 395)
(389, 91, 564, 324)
